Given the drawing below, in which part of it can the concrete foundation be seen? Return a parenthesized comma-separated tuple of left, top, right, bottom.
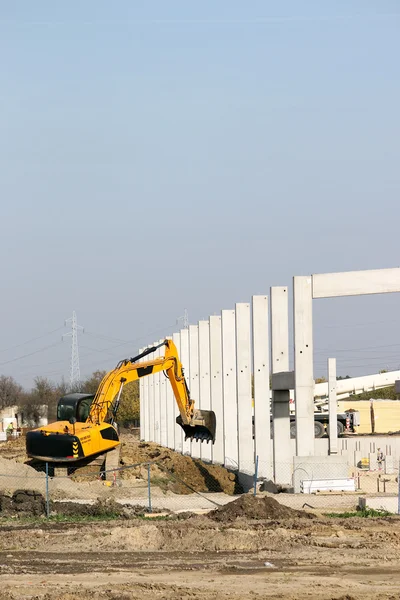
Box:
(369, 453, 378, 471)
(359, 495, 398, 513)
(385, 455, 395, 474)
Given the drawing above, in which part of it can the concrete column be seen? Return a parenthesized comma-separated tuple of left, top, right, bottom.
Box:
(153, 340, 163, 445)
(271, 287, 292, 484)
(222, 309, 239, 469)
(139, 348, 145, 440)
(209, 315, 224, 464)
(236, 303, 254, 481)
(159, 342, 168, 447)
(328, 357, 338, 454)
(148, 345, 155, 442)
(171, 332, 182, 452)
(198, 320, 212, 462)
(180, 328, 192, 456)
(252, 295, 271, 479)
(189, 324, 201, 458)
(293, 276, 315, 456)
(143, 365, 150, 442)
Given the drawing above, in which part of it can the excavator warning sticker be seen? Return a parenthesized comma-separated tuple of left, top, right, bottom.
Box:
(72, 441, 79, 457)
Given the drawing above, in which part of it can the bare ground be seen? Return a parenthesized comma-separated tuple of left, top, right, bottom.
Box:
(0, 512, 400, 599)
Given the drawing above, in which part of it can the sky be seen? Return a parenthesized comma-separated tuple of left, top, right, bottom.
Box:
(0, 1, 399, 387)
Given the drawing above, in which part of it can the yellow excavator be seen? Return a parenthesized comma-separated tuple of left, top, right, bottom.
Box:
(26, 339, 216, 463)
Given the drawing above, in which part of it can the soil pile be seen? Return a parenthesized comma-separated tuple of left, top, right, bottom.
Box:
(120, 436, 242, 495)
(209, 495, 316, 522)
(0, 489, 45, 516)
(0, 433, 242, 496)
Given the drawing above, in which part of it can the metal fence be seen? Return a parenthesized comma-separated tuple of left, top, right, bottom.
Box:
(0, 455, 399, 518)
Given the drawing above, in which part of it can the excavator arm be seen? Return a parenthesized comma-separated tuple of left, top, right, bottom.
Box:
(87, 339, 216, 442)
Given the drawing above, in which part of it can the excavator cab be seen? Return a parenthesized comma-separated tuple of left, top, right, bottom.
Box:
(57, 394, 95, 423)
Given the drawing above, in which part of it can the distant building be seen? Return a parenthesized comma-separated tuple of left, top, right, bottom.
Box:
(0, 405, 48, 432)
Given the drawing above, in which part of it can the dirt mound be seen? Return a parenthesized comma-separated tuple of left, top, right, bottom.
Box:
(51, 498, 162, 518)
(0, 489, 45, 515)
(119, 436, 242, 495)
(209, 495, 316, 522)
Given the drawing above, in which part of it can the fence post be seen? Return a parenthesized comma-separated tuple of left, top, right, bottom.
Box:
(45, 462, 50, 518)
(147, 462, 152, 513)
(253, 455, 259, 497)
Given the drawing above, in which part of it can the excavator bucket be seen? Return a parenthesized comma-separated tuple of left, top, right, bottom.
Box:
(176, 409, 216, 443)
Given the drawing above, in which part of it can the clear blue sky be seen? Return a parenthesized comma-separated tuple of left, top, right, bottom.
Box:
(0, 1, 399, 386)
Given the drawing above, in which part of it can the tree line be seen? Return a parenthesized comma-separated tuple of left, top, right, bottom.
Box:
(0, 372, 139, 427)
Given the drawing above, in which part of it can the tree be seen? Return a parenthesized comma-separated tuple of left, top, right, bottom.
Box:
(0, 375, 23, 409)
(18, 377, 57, 426)
(315, 377, 326, 384)
(117, 380, 139, 425)
(79, 371, 107, 395)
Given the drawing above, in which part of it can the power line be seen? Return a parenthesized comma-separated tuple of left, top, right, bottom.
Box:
(314, 342, 400, 355)
(84, 331, 130, 344)
(0, 341, 62, 367)
(0, 326, 65, 355)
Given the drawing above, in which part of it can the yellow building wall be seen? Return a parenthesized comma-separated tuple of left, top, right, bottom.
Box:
(338, 400, 400, 434)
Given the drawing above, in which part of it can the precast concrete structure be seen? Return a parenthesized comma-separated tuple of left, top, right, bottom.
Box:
(293, 267, 400, 460)
(138, 267, 400, 487)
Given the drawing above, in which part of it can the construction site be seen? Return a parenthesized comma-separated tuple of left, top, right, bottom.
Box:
(2, 3, 399, 599)
(0, 269, 399, 599)
(0, 431, 400, 599)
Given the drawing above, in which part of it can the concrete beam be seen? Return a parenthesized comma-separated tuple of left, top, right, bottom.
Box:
(209, 315, 224, 465)
(328, 358, 338, 454)
(189, 325, 200, 458)
(294, 276, 315, 456)
(236, 303, 254, 479)
(271, 286, 292, 484)
(180, 328, 191, 456)
(252, 295, 271, 479)
(272, 371, 295, 391)
(198, 320, 212, 462)
(312, 267, 400, 299)
(221, 309, 239, 469)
